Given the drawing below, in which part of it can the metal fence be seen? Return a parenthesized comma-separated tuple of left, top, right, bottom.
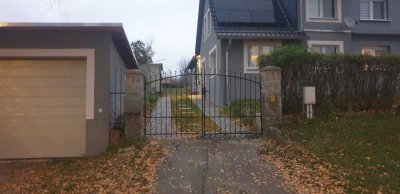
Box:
(109, 67, 125, 135)
(144, 70, 262, 139)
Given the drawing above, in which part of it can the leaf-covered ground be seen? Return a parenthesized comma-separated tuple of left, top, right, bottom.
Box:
(261, 113, 400, 194)
(0, 138, 165, 194)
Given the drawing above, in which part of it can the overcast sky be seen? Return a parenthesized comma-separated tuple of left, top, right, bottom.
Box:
(0, 0, 199, 71)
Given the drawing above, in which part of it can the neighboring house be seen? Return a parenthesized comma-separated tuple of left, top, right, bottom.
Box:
(139, 63, 163, 93)
(0, 23, 138, 159)
(190, 0, 306, 106)
(161, 78, 174, 88)
(190, 0, 400, 106)
(287, 0, 400, 56)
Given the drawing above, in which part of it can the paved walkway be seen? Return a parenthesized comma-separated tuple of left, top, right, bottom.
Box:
(148, 96, 173, 136)
(156, 139, 292, 194)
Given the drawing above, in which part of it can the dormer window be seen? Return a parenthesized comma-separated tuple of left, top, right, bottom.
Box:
(306, 0, 342, 23)
(203, 9, 212, 41)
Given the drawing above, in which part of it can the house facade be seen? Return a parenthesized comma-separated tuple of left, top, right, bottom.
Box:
(291, 0, 400, 55)
(0, 23, 137, 159)
(193, 0, 306, 106)
(190, 0, 400, 106)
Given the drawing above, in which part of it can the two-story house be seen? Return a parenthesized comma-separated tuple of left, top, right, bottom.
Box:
(188, 0, 400, 106)
(188, 0, 306, 106)
(287, 0, 399, 55)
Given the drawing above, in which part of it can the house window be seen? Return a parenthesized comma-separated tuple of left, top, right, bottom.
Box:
(203, 9, 212, 40)
(360, 0, 387, 20)
(308, 41, 344, 54)
(311, 45, 339, 54)
(307, 0, 339, 20)
(244, 44, 274, 73)
(362, 47, 389, 56)
(209, 46, 217, 74)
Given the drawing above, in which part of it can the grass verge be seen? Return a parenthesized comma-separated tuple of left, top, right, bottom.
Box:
(171, 94, 220, 133)
(261, 113, 400, 193)
(222, 99, 261, 127)
(145, 93, 160, 116)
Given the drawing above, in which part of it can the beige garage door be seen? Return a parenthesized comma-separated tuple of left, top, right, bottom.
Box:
(0, 59, 86, 159)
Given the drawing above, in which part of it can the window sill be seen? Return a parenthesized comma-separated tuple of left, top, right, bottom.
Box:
(244, 68, 260, 74)
(359, 19, 392, 22)
(307, 17, 341, 23)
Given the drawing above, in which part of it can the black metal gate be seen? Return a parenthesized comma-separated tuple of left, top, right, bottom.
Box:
(144, 71, 262, 138)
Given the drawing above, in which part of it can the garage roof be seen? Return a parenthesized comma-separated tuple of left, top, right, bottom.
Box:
(0, 22, 138, 69)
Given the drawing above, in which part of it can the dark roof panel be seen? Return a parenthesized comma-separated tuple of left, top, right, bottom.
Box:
(213, 0, 248, 10)
(215, 10, 252, 23)
(213, 0, 276, 24)
(249, 10, 275, 23)
(195, 0, 306, 56)
(246, 0, 274, 11)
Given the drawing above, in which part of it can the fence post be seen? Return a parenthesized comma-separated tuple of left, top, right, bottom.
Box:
(260, 66, 282, 139)
(124, 69, 144, 139)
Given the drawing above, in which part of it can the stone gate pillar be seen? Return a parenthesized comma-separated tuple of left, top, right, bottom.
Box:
(124, 69, 144, 139)
(260, 66, 282, 138)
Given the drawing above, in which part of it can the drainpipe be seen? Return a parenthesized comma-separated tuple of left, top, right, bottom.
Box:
(299, 0, 303, 31)
(225, 39, 232, 106)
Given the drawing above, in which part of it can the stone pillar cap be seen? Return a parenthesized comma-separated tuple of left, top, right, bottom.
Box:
(260, 65, 281, 72)
(126, 69, 144, 75)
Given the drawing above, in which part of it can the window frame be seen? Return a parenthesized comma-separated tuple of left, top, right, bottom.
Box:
(203, 9, 212, 41)
(308, 40, 344, 54)
(208, 45, 217, 77)
(306, 0, 342, 23)
(360, 0, 388, 21)
(243, 41, 277, 74)
(361, 46, 390, 56)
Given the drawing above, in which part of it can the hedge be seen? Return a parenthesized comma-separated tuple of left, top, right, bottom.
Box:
(258, 45, 400, 114)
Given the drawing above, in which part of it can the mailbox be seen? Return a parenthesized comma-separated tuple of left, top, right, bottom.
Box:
(303, 87, 316, 119)
(303, 87, 316, 105)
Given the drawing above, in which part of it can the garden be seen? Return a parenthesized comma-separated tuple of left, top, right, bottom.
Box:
(258, 46, 400, 193)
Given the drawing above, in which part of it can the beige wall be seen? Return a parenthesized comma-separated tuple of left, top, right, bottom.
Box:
(0, 59, 87, 159)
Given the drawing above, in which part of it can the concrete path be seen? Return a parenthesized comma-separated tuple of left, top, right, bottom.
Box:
(156, 139, 292, 194)
(148, 96, 173, 136)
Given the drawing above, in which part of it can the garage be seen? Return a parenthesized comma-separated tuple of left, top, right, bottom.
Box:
(0, 23, 138, 159)
(0, 59, 87, 159)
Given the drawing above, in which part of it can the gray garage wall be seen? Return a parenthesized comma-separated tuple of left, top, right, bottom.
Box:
(110, 40, 126, 131)
(0, 29, 120, 156)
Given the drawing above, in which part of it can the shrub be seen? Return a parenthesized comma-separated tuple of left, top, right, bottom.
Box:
(258, 45, 400, 113)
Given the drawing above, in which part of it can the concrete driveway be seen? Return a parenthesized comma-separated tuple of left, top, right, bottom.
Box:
(156, 139, 293, 194)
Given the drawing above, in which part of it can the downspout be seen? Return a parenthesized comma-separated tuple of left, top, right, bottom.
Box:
(225, 39, 232, 106)
(299, 0, 304, 31)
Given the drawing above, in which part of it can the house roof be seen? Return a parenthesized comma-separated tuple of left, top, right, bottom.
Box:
(185, 56, 197, 71)
(0, 22, 138, 69)
(214, 25, 306, 39)
(195, 0, 306, 54)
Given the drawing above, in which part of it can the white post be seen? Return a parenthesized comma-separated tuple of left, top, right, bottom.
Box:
(303, 87, 316, 119)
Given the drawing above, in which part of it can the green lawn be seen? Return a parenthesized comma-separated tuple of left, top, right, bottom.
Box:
(223, 99, 261, 127)
(279, 113, 400, 193)
(170, 93, 220, 133)
(144, 93, 160, 116)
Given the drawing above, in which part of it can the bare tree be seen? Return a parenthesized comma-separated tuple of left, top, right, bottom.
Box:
(176, 57, 192, 87)
(177, 57, 191, 74)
